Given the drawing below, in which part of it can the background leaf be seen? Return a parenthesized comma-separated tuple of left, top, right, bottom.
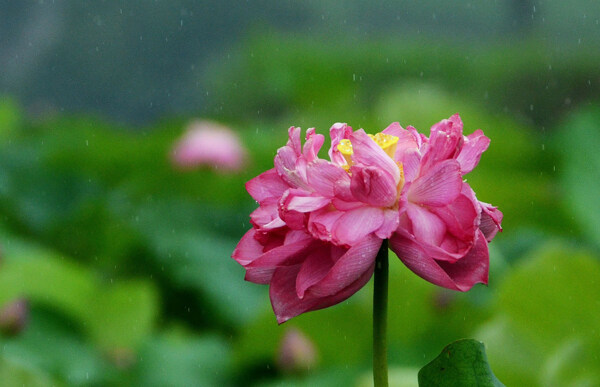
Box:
(418, 339, 504, 387)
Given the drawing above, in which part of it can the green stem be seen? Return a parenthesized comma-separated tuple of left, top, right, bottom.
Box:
(373, 239, 389, 387)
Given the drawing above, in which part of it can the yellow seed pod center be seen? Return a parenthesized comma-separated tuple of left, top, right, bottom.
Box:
(337, 139, 354, 166)
(368, 133, 399, 159)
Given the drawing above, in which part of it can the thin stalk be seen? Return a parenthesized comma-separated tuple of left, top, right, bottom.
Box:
(373, 239, 389, 387)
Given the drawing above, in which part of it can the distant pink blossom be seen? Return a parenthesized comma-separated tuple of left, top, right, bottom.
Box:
(233, 115, 502, 323)
(277, 328, 318, 372)
(171, 120, 247, 172)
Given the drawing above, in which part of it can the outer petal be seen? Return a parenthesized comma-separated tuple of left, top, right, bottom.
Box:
(350, 166, 398, 207)
(270, 263, 374, 324)
(308, 235, 381, 297)
(302, 128, 325, 163)
(420, 114, 463, 174)
(457, 129, 490, 174)
(389, 229, 488, 291)
(287, 126, 302, 155)
(245, 232, 314, 269)
(429, 184, 479, 241)
(232, 228, 264, 266)
(333, 206, 385, 246)
(295, 245, 345, 298)
(245, 267, 275, 284)
(478, 201, 503, 242)
(246, 168, 289, 203)
(350, 130, 401, 183)
(407, 160, 462, 207)
(436, 230, 489, 289)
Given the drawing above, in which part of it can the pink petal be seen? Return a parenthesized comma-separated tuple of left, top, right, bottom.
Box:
(171, 121, 247, 171)
(350, 130, 401, 183)
(478, 201, 503, 242)
(280, 189, 330, 213)
(250, 199, 286, 230)
(232, 229, 264, 266)
(389, 229, 488, 291)
(333, 206, 385, 246)
(245, 267, 275, 284)
(307, 206, 344, 242)
(287, 126, 302, 155)
(270, 263, 374, 324)
(295, 245, 345, 298)
(274, 129, 310, 190)
(406, 203, 447, 246)
(384, 123, 423, 178)
(308, 235, 381, 297)
(407, 159, 462, 207)
(397, 149, 421, 183)
(429, 186, 479, 241)
(246, 169, 289, 203)
(302, 128, 325, 163)
(375, 208, 400, 239)
(328, 123, 353, 166)
(420, 114, 463, 174)
(381, 122, 405, 138)
(350, 166, 398, 207)
(306, 159, 350, 197)
(457, 129, 490, 174)
(436, 230, 489, 289)
(274, 146, 307, 189)
(245, 232, 314, 269)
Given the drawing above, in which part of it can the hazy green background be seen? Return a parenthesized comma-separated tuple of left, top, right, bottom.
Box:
(0, 1, 599, 386)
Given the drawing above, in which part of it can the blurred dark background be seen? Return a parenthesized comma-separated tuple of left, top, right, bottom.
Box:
(2, 1, 599, 125)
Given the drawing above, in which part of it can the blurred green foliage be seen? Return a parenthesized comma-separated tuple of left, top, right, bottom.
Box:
(0, 30, 599, 386)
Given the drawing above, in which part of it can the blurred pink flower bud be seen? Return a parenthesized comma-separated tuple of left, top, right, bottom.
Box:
(171, 120, 247, 172)
(0, 298, 29, 336)
(277, 327, 318, 373)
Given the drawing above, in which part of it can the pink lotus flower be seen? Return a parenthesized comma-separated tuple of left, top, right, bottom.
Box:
(232, 114, 502, 323)
(171, 120, 247, 172)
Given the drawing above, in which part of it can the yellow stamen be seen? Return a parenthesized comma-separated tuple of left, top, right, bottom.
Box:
(369, 133, 399, 159)
(337, 139, 354, 166)
(397, 162, 405, 190)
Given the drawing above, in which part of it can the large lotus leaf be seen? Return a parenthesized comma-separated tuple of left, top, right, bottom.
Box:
(554, 106, 600, 247)
(356, 367, 419, 387)
(477, 242, 600, 386)
(84, 280, 159, 351)
(497, 243, 600, 349)
(110, 195, 265, 326)
(0, 356, 57, 387)
(0, 231, 159, 351)
(132, 331, 231, 387)
(418, 339, 504, 387)
(475, 317, 542, 386)
(0, 306, 107, 386)
(0, 236, 95, 321)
